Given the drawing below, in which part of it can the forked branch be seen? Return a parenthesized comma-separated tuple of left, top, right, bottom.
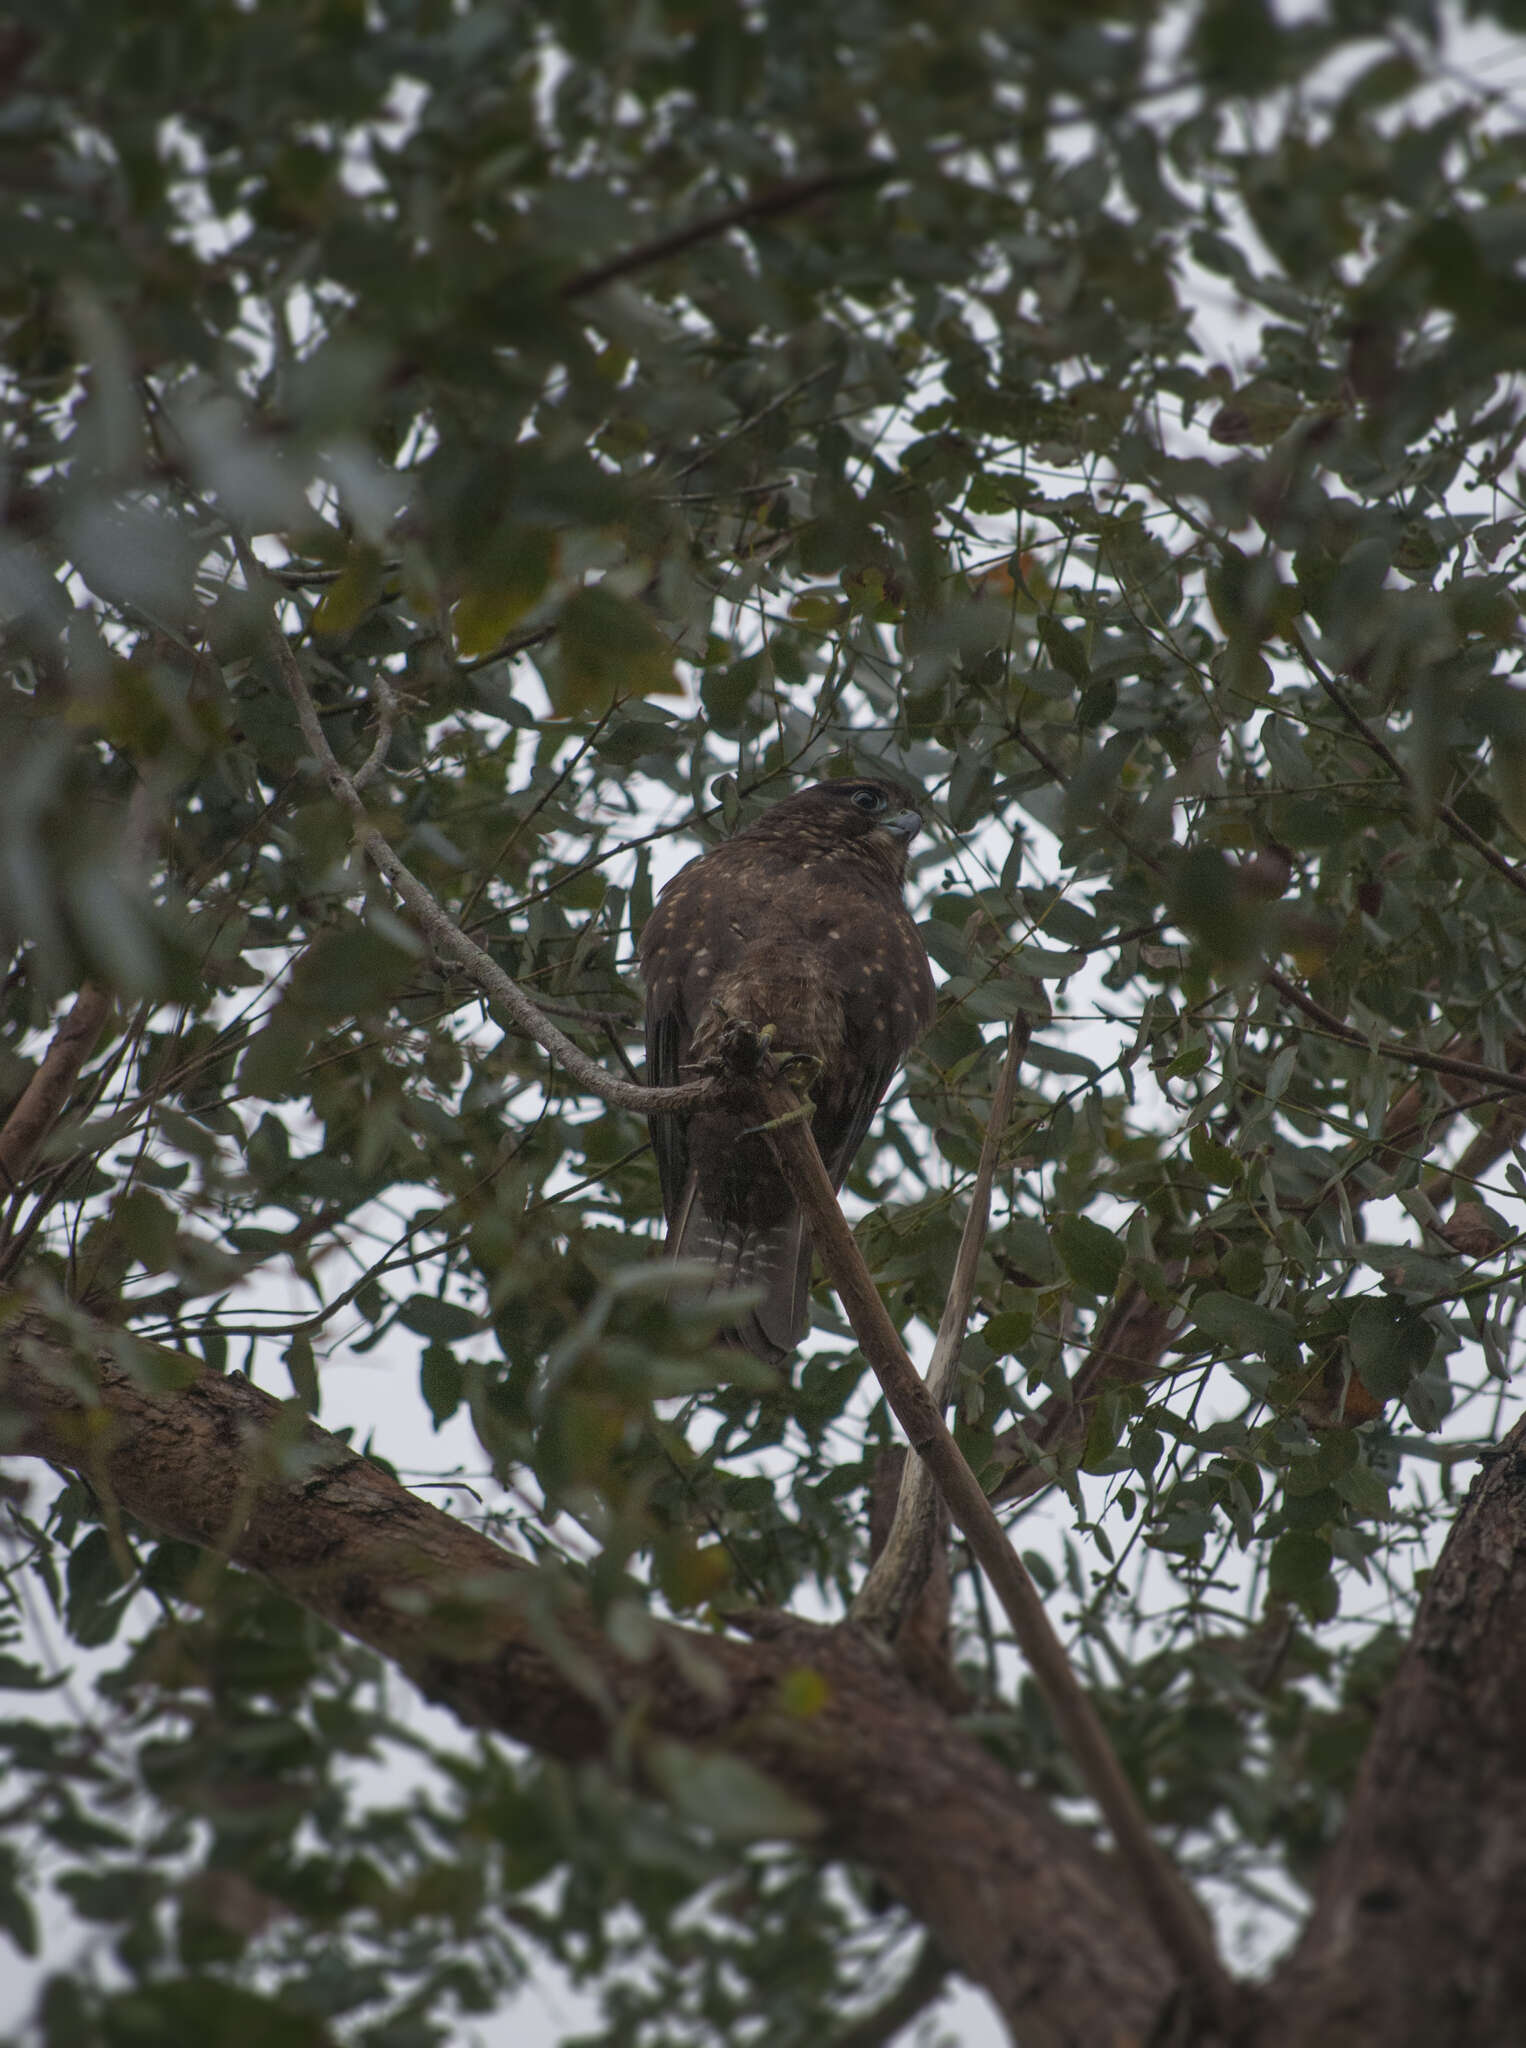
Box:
(853, 1019, 1028, 1635)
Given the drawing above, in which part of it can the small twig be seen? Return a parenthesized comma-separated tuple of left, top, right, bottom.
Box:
(351, 671, 398, 792)
(853, 1020, 1028, 1635)
(560, 164, 892, 301)
(1292, 629, 1526, 900)
(757, 1084, 1239, 2027)
(0, 984, 113, 1194)
(1268, 970, 1526, 1101)
(236, 544, 712, 1119)
(831, 1939, 948, 2048)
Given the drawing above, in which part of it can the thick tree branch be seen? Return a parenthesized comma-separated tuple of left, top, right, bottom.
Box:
(755, 1085, 1242, 2031)
(1255, 1409, 1526, 2044)
(0, 1313, 1175, 2046)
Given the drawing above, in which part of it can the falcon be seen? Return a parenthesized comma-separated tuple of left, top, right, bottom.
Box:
(639, 776, 935, 1362)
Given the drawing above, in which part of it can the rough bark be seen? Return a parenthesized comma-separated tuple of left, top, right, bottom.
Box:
(0, 1314, 1174, 2046)
(1254, 1411, 1526, 2048)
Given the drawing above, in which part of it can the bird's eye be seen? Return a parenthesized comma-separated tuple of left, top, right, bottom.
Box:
(850, 787, 887, 813)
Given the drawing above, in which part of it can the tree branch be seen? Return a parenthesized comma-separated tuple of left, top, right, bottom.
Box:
(242, 554, 712, 1119)
(853, 1021, 1027, 1636)
(0, 982, 112, 1193)
(560, 164, 892, 300)
(0, 1313, 1175, 2046)
(1267, 968, 1526, 1102)
(754, 1083, 1242, 2031)
(1292, 628, 1526, 902)
(988, 1035, 1526, 1506)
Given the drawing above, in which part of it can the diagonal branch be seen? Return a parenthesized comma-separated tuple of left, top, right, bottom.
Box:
(240, 551, 712, 1119)
(989, 1033, 1526, 1506)
(560, 163, 893, 300)
(852, 1020, 1028, 1635)
(1267, 969, 1526, 1101)
(1291, 628, 1526, 901)
(0, 982, 112, 1194)
(755, 1081, 1242, 2031)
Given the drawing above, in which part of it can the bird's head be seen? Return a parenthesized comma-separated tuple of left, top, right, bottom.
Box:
(745, 776, 927, 882)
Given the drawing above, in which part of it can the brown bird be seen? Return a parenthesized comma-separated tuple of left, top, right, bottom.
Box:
(639, 776, 935, 1362)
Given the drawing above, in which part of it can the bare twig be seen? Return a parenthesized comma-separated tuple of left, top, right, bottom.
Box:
(1267, 970, 1526, 1101)
(351, 670, 398, 792)
(756, 1081, 1240, 2028)
(831, 1939, 948, 2048)
(852, 1021, 1028, 1635)
(0, 983, 112, 1192)
(1291, 629, 1526, 900)
(238, 548, 711, 1118)
(560, 164, 892, 301)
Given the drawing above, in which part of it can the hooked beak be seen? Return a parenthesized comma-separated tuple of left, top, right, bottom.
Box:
(882, 808, 923, 841)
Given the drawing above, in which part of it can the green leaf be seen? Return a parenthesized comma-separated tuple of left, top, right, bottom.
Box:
(1190, 1291, 1300, 1370)
(1036, 615, 1089, 681)
(1189, 1122, 1240, 1186)
(1054, 1214, 1126, 1296)
(310, 545, 384, 640)
(0, 1846, 37, 1956)
(1348, 1297, 1435, 1400)
(1269, 1530, 1338, 1619)
(290, 926, 417, 1017)
(648, 1742, 821, 1843)
(284, 1334, 319, 1413)
(420, 1342, 464, 1428)
(398, 1295, 481, 1342)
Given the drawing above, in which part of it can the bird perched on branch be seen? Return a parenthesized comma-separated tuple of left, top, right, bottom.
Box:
(640, 776, 935, 1363)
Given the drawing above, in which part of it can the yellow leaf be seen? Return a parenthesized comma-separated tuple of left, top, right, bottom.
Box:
(776, 1666, 831, 1718)
(657, 1540, 733, 1612)
(552, 584, 678, 715)
(454, 526, 559, 657)
(312, 546, 384, 640)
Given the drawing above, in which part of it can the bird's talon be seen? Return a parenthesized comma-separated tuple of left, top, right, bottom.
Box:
(776, 1049, 822, 1083)
(740, 1099, 815, 1140)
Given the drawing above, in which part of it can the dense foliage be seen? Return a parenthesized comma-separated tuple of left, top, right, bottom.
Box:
(3, 1, 1526, 2040)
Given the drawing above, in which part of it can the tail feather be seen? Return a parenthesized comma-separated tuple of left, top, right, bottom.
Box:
(668, 1182, 812, 1364)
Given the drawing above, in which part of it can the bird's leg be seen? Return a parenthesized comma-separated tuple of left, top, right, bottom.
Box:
(738, 1044, 821, 1139)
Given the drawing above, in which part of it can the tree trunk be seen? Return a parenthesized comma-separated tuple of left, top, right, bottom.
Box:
(1251, 1413, 1526, 2047)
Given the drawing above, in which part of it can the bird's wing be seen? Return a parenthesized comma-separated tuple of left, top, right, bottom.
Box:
(815, 902, 933, 1188)
(814, 1051, 901, 1191)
